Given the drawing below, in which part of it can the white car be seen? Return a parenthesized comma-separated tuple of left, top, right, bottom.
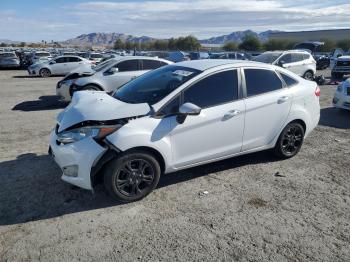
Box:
(29, 51, 52, 65)
(28, 56, 92, 77)
(88, 53, 104, 64)
(56, 56, 172, 102)
(333, 79, 350, 110)
(254, 50, 316, 80)
(49, 60, 320, 202)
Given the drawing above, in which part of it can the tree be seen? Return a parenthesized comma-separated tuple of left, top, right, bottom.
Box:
(19, 42, 26, 47)
(337, 39, 350, 52)
(114, 38, 125, 50)
(239, 35, 262, 51)
(0, 43, 7, 47)
(223, 41, 238, 51)
(125, 41, 134, 51)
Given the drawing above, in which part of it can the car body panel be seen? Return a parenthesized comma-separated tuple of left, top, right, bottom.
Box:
(333, 79, 350, 110)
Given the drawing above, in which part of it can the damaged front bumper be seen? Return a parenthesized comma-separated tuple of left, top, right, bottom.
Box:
(49, 129, 108, 190)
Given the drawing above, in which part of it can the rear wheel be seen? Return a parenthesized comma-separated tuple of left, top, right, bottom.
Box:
(273, 122, 305, 159)
(82, 85, 100, 91)
(303, 71, 314, 81)
(104, 151, 161, 202)
(39, 68, 51, 78)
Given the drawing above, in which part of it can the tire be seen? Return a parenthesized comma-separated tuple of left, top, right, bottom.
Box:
(39, 68, 51, 78)
(104, 151, 161, 202)
(273, 122, 305, 159)
(82, 85, 100, 91)
(303, 71, 314, 81)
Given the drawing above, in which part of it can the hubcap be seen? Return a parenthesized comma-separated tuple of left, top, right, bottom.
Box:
(115, 159, 154, 197)
(281, 126, 303, 155)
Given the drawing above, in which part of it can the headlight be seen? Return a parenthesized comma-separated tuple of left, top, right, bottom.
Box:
(57, 125, 121, 144)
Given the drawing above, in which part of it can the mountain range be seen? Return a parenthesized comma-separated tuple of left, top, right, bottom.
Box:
(62, 30, 281, 46)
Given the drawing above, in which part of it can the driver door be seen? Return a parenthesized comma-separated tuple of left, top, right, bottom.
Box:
(168, 70, 245, 169)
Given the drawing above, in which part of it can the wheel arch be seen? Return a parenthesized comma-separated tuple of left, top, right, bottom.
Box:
(83, 83, 104, 91)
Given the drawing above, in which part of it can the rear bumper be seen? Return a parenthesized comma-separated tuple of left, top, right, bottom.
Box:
(333, 93, 350, 110)
(49, 130, 107, 190)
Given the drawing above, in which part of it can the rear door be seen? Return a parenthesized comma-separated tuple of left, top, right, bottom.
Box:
(242, 68, 292, 151)
(66, 57, 83, 73)
(50, 57, 68, 75)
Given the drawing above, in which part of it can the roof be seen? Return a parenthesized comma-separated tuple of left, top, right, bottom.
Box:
(175, 59, 271, 71)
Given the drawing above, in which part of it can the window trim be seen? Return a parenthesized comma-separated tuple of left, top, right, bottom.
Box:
(241, 67, 286, 99)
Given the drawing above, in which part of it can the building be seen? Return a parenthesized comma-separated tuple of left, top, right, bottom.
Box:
(269, 29, 350, 42)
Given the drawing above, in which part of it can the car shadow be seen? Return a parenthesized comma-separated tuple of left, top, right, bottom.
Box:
(0, 151, 278, 226)
(12, 75, 38, 78)
(319, 107, 350, 129)
(12, 96, 68, 111)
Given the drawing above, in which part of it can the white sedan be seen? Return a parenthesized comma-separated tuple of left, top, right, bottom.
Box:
(28, 56, 92, 77)
(333, 78, 350, 110)
(49, 60, 320, 202)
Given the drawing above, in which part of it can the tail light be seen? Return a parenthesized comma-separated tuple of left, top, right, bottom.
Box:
(315, 86, 321, 97)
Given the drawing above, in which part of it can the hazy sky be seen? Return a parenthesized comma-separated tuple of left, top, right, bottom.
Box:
(1, 0, 350, 41)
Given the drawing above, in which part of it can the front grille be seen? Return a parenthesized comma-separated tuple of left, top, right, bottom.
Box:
(337, 61, 350, 67)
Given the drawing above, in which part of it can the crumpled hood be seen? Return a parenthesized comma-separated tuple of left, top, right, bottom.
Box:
(57, 91, 150, 132)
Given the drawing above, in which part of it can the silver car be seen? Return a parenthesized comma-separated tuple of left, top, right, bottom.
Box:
(0, 52, 20, 68)
(28, 56, 92, 77)
(254, 50, 317, 80)
(56, 56, 172, 102)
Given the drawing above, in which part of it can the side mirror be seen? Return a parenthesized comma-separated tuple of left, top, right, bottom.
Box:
(278, 60, 285, 67)
(49, 60, 56, 65)
(176, 102, 201, 124)
(109, 67, 119, 74)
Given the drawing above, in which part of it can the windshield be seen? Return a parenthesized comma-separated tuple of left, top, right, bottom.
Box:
(113, 65, 201, 105)
(94, 59, 114, 72)
(0, 53, 16, 58)
(254, 52, 282, 64)
(35, 52, 50, 57)
(91, 54, 103, 58)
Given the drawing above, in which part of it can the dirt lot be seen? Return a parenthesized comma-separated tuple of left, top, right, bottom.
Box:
(0, 69, 349, 261)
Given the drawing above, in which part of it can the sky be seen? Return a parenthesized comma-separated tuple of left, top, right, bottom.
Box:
(1, 0, 350, 42)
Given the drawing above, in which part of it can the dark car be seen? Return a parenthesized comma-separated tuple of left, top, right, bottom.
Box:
(315, 55, 330, 70)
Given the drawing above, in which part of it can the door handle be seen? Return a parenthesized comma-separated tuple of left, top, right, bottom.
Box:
(223, 109, 241, 119)
(277, 96, 290, 104)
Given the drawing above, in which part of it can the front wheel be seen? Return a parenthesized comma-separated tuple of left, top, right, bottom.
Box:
(303, 71, 314, 81)
(104, 151, 161, 202)
(39, 68, 51, 78)
(273, 122, 305, 159)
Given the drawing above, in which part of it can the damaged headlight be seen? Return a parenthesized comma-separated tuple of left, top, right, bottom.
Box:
(57, 125, 121, 144)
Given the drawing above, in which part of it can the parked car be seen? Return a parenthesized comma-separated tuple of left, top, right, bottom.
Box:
(56, 56, 172, 102)
(293, 41, 324, 54)
(210, 52, 252, 60)
(166, 51, 190, 62)
(88, 53, 104, 64)
(0, 52, 20, 68)
(28, 56, 92, 77)
(189, 52, 210, 60)
(29, 51, 52, 65)
(330, 48, 344, 69)
(254, 50, 316, 80)
(49, 60, 320, 202)
(315, 54, 330, 70)
(331, 55, 350, 79)
(333, 78, 350, 110)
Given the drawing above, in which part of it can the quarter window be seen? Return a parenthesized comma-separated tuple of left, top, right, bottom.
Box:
(244, 69, 282, 96)
(279, 72, 298, 86)
(292, 53, 305, 62)
(117, 60, 140, 72)
(183, 70, 238, 108)
(67, 57, 81, 62)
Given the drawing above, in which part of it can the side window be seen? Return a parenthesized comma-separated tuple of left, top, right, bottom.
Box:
(159, 96, 180, 116)
(236, 53, 244, 59)
(183, 70, 238, 108)
(228, 53, 237, 59)
(142, 59, 162, 70)
(279, 54, 292, 64)
(303, 54, 310, 60)
(292, 53, 304, 63)
(55, 57, 67, 63)
(279, 72, 298, 86)
(67, 57, 81, 62)
(244, 69, 283, 97)
(116, 60, 140, 72)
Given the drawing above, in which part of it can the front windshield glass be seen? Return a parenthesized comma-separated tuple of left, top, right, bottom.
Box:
(94, 59, 114, 72)
(254, 52, 282, 64)
(113, 65, 201, 105)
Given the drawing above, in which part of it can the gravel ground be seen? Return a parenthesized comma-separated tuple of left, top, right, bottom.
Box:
(0, 69, 349, 262)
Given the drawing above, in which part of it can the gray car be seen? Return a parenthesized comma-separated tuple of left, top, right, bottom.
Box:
(0, 52, 20, 68)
